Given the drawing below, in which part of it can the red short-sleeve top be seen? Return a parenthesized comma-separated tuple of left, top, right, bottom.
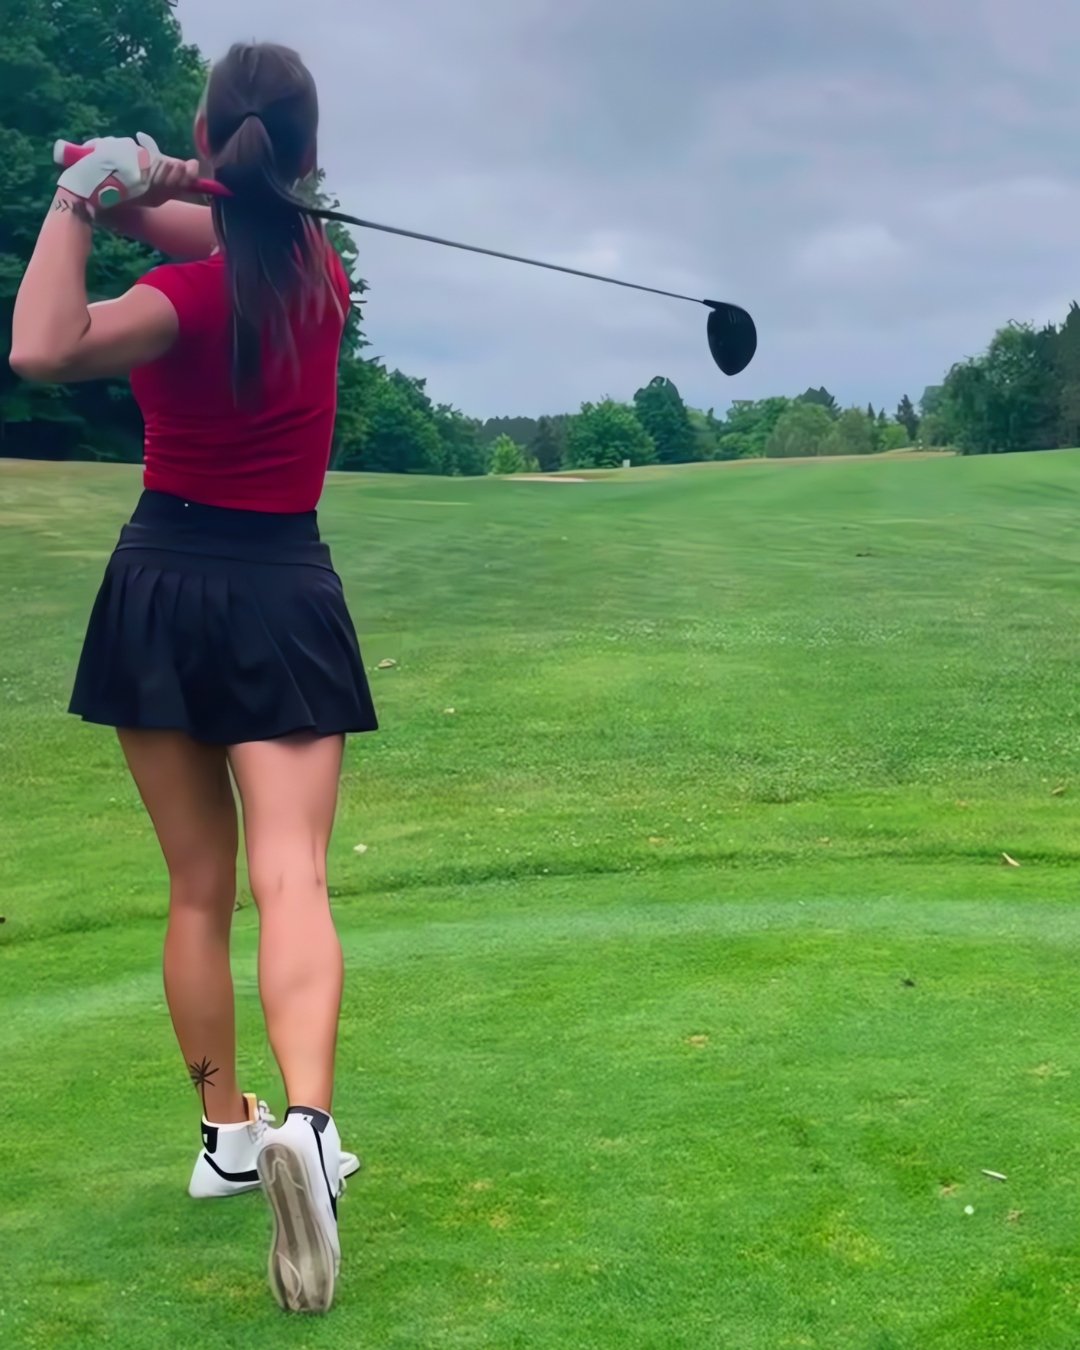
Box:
(130, 246, 350, 513)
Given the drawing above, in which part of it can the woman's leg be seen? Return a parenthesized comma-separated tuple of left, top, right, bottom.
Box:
(227, 734, 345, 1113)
(118, 728, 246, 1125)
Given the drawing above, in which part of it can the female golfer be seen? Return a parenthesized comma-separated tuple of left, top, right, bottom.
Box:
(10, 43, 374, 1315)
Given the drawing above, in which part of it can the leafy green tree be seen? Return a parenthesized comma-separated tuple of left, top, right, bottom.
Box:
(713, 397, 793, 459)
(712, 431, 756, 460)
(879, 422, 911, 451)
(481, 416, 539, 447)
(822, 407, 875, 457)
(915, 382, 964, 447)
(919, 411, 954, 448)
(436, 405, 488, 477)
(0, 0, 207, 456)
(489, 433, 527, 475)
(868, 407, 884, 453)
(1053, 302, 1080, 447)
(920, 386, 946, 419)
(565, 399, 656, 468)
(332, 356, 384, 470)
(896, 395, 920, 441)
(764, 402, 834, 458)
(687, 407, 722, 459)
(530, 415, 567, 473)
(1, 1, 374, 464)
(632, 375, 698, 463)
(943, 322, 1060, 455)
(354, 375, 444, 474)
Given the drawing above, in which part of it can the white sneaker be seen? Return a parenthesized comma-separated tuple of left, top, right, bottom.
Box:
(189, 1093, 360, 1200)
(257, 1106, 343, 1314)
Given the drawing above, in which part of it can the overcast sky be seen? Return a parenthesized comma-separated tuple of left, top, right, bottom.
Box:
(175, 0, 1080, 419)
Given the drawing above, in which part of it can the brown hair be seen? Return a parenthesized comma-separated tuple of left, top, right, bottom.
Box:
(203, 43, 332, 398)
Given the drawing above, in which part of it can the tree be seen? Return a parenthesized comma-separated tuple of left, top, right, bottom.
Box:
(896, 395, 920, 441)
(565, 400, 656, 468)
(797, 387, 839, 417)
(822, 407, 875, 457)
(764, 402, 834, 458)
(879, 422, 910, 451)
(489, 434, 528, 475)
(1, 1, 376, 465)
(713, 397, 793, 459)
(481, 416, 539, 447)
(332, 356, 384, 470)
(530, 415, 567, 473)
(352, 375, 444, 474)
(687, 407, 722, 459)
(632, 375, 698, 463)
(712, 431, 756, 461)
(942, 322, 1060, 455)
(1053, 302, 1080, 447)
(920, 386, 946, 418)
(436, 405, 488, 477)
(919, 411, 955, 448)
(1, 0, 207, 457)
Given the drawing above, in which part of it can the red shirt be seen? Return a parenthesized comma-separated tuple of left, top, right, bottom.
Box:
(131, 248, 349, 512)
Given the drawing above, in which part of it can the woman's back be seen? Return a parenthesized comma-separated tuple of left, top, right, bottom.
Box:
(131, 248, 350, 513)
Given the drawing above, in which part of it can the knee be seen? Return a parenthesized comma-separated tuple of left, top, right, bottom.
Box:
(247, 845, 328, 909)
(168, 855, 237, 915)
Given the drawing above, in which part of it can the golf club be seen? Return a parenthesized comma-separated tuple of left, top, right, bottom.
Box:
(56, 139, 757, 376)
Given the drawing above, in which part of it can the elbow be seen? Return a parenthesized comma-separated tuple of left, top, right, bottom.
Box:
(9, 348, 67, 383)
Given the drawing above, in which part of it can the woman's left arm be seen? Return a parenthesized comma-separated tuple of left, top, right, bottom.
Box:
(9, 188, 178, 384)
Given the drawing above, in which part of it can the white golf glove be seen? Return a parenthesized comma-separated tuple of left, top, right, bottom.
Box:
(56, 132, 160, 210)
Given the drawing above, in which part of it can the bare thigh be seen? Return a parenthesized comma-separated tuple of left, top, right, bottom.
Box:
(118, 729, 238, 898)
(227, 734, 344, 898)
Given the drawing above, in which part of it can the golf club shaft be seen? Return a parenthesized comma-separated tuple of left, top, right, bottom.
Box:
(55, 140, 709, 309)
(319, 212, 706, 308)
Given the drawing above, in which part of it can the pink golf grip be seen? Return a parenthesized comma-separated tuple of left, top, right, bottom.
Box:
(54, 141, 229, 197)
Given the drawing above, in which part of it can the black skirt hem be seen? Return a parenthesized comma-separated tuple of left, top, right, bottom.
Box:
(68, 708, 379, 746)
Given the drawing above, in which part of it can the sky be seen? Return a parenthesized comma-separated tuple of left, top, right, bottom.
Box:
(174, 0, 1080, 419)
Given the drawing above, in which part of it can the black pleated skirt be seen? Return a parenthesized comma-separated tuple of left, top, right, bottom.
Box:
(69, 490, 378, 745)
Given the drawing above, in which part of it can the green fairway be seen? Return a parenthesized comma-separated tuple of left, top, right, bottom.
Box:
(3, 452, 1080, 1348)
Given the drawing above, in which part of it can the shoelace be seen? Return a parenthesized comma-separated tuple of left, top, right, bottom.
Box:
(247, 1099, 276, 1145)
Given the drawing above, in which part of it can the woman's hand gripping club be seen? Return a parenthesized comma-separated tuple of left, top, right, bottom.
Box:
(55, 136, 214, 209)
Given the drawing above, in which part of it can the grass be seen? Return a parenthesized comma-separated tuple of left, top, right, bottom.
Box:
(2, 450, 1080, 1348)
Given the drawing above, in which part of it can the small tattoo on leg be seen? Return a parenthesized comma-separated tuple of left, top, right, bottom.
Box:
(187, 1057, 219, 1115)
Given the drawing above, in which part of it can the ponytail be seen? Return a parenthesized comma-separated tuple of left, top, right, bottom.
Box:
(204, 44, 333, 401)
(210, 114, 329, 399)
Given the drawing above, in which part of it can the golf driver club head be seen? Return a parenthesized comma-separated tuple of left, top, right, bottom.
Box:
(705, 302, 757, 376)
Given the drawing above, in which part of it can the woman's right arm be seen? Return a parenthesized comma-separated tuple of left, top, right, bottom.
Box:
(102, 201, 217, 260)
(101, 155, 216, 260)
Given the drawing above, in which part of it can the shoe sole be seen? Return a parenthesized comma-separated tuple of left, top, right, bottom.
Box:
(257, 1142, 338, 1314)
(190, 1152, 360, 1200)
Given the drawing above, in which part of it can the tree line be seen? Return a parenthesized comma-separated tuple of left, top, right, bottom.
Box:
(1, 1, 1077, 473)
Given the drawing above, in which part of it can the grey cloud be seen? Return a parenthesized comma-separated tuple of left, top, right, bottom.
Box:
(174, 0, 1080, 415)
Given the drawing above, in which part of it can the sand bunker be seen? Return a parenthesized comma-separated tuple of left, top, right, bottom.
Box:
(511, 474, 591, 484)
